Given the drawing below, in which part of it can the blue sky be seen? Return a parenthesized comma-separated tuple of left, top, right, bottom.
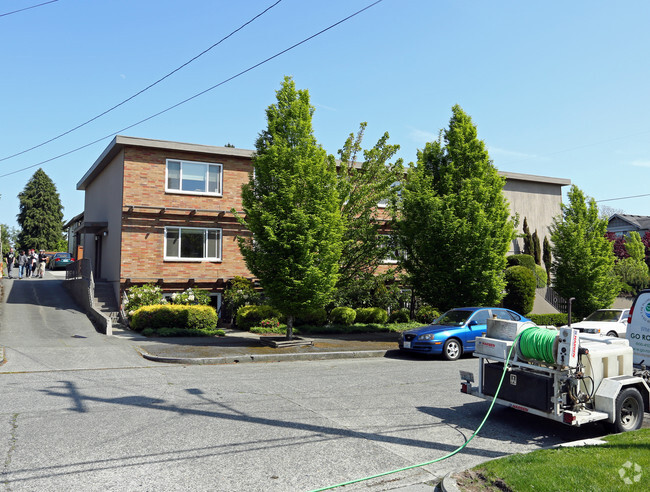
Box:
(1, 0, 649, 231)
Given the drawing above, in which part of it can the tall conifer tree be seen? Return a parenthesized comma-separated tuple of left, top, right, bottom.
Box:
(16, 168, 65, 251)
(236, 77, 343, 339)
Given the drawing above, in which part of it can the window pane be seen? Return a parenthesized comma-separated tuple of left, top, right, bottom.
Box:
(166, 228, 180, 257)
(167, 161, 180, 190)
(208, 165, 220, 193)
(180, 229, 204, 258)
(181, 163, 206, 192)
(207, 230, 221, 258)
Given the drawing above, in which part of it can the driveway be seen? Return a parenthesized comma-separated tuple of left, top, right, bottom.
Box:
(0, 273, 154, 373)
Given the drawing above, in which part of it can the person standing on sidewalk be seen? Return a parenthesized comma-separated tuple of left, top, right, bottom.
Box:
(5, 247, 16, 279)
(17, 250, 28, 279)
(38, 250, 48, 278)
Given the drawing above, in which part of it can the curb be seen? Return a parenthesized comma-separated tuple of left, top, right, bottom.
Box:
(136, 347, 391, 365)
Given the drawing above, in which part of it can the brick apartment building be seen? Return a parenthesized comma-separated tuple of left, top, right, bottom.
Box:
(74, 135, 570, 310)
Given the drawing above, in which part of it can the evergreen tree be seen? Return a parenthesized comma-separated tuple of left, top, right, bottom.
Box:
(543, 236, 552, 279)
(522, 217, 533, 256)
(550, 185, 620, 317)
(236, 77, 343, 339)
(396, 105, 515, 310)
(335, 122, 404, 294)
(532, 229, 541, 265)
(614, 231, 650, 293)
(16, 169, 65, 251)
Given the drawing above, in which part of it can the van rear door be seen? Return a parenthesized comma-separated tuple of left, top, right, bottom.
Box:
(626, 289, 650, 365)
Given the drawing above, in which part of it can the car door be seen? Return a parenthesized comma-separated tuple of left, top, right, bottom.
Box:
(464, 309, 490, 351)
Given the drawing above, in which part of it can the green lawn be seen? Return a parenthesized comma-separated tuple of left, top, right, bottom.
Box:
(456, 429, 650, 491)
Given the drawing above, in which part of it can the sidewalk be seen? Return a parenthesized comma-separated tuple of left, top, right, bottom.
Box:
(112, 326, 403, 365)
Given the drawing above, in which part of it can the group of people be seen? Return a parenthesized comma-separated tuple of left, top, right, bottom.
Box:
(4, 248, 49, 279)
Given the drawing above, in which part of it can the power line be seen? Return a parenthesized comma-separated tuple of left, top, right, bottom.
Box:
(0, 0, 58, 18)
(0, 0, 385, 179)
(596, 193, 650, 203)
(0, 0, 283, 163)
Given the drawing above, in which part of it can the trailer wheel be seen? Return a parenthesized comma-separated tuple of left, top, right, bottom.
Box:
(611, 387, 644, 433)
(443, 339, 462, 361)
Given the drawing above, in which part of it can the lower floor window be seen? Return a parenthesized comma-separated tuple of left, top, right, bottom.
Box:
(165, 227, 222, 261)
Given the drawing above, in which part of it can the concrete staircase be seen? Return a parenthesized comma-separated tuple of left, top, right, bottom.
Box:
(93, 282, 121, 326)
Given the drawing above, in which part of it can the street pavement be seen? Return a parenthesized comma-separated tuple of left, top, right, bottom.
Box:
(1, 272, 644, 491)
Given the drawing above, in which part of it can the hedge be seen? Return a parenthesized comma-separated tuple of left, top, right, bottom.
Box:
(503, 265, 536, 315)
(389, 309, 410, 324)
(236, 305, 282, 331)
(506, 254, 536, 271)
(131, 304, 218, 334)
(330, 307, 356, 325)
(355, 307, 388, 324)
(294, 307, 328, 327)
(416, 305, 441, 324)
(528, 313, 580, 327)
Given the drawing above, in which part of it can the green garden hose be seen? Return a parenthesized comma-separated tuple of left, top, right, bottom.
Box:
(309, 335, 522, 492)
(518, 326, 557, 365)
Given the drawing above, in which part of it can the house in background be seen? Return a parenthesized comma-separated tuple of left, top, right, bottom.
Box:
(74, 135, 571, 310)
(500, 171, 571, 256)
(607, 214, 650, 237)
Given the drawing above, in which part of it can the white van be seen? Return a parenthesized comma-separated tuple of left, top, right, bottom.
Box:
(626, 289, 650, 366)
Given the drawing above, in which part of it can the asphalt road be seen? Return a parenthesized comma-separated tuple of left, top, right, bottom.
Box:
(0, 275, 635, 491)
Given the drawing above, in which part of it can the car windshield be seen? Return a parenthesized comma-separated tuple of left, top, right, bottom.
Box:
(432, 309, 473, 326)
(584, 310, 621, 322)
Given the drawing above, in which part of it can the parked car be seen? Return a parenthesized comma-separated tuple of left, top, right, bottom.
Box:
(48, 252, 75, 270)
(569, 309, 629, 337)
(399, 307, 530, 361)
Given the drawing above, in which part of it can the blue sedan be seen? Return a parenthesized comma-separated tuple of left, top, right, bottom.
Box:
(399, 307, 529, 360)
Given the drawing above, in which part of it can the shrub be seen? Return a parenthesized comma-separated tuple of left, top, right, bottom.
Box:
(416, 305, 441, 324)
(534, 265, 548, 288)
(131, 304, 218, 334)
(330, 307, 356, 326)
(503, 266, 536, 315)
(236, 305, 282, 331)
(528, 313, 580, 327)
(260, 318, 280, 330)
(294, 307, 327, 327)
(169, 288, 211, 305)
(389, 309, 410, 324)
(125, 284, 165, 315)
(223, 276, 260, 321)
(355, 307, 388, 324)
(506, 254, 536, 272)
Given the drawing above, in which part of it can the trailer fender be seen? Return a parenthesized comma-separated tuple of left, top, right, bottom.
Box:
(594, 376, 650, 423)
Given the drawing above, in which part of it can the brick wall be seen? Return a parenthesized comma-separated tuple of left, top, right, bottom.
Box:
(120, 146, 253, 288)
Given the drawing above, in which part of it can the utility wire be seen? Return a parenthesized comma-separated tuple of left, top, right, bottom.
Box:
(596, 193, 650, 203)
(0, 0, 386, 179)
(0, 0, 283, 162)
(0, 0, 58, 18)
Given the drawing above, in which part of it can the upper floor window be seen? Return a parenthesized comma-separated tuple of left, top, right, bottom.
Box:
(166, 159, 223, 196)
(164, 227, 222, 261)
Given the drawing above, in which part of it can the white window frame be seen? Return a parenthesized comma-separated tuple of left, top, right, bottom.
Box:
(164, 226, 222, 262)
(165, 159, 223, 196)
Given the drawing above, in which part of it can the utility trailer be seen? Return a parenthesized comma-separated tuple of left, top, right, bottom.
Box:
(460, 319, 650, 432)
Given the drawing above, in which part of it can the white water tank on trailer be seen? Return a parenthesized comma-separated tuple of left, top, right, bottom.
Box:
(580, 334, 634, 392)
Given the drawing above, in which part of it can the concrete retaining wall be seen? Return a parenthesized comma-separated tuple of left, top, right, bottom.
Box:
(63, 278, 112, 336)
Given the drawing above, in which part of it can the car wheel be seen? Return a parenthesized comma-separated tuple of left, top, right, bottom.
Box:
(606, 331, 618, 337)
(609, 387, 644, 433)
(443, 339, 462, 361)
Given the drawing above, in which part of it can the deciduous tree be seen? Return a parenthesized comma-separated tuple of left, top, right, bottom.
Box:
(396, 105, 515, 310)
(335, 122, 403, 296)
(550, 185, 619, 317)
(236, 77, 343, 339)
